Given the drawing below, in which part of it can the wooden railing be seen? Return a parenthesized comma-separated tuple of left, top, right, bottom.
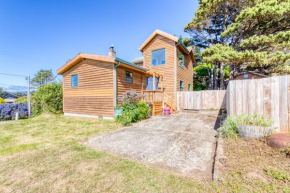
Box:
(163, 93, 176, 113)
(142, 90, 177, 114)
(142, 90, 164, 103)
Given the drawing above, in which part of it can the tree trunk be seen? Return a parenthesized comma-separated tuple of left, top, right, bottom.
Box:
(210, 63, 214, 90)
(229, 64, 235, 80)
(206, 65, 212, 90)
(220, 62, 225, 90)
(214, 62, 218, 90)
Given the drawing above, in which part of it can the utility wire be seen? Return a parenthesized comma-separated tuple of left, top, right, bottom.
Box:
(0, 72, 27, 77)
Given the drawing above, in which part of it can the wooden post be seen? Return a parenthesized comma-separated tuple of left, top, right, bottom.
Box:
(27, 76, 31, 118)
(153, 73, 156, 91)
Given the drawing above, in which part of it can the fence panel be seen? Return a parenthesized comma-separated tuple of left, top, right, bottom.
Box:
(226, 75, 290, 133)
(177, 90, 226, 110)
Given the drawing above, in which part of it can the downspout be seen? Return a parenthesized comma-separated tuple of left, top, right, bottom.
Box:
(114, 61, 121, 113)
(174, 42, 180, 109)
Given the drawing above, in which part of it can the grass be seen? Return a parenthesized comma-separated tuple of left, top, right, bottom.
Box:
(221, 114, 273, 138)
(0, 114, 289, 192)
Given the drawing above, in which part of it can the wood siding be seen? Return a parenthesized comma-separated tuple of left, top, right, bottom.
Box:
(177, 48, 194, 91)
(63, 59, 114, 117)
(142, 35, 176, 96)
(117, 66, 145, 102)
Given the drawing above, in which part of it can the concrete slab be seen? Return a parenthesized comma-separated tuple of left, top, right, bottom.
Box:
(88, 111, 218, 180)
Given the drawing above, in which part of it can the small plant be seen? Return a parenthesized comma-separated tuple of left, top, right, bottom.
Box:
(221, 114, 273, 138)
(0, 97, 5, 104)
(265, 167, 289, 181)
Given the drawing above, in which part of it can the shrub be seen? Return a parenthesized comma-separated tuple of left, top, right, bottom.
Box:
(15, 96, 27, 104)
(136, 101, 151, 120)
(0, 103, 29, 120)
(118, 90, 145, 104)
(0, 97, 5, 104)
(221, 114, 273, 138)
(32, 82, 63, 115)
(115, 91, 150, 126)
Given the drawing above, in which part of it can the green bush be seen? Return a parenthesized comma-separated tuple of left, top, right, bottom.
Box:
(136, 101, 150, 120)
(115, 101, 139, 126)
(221, 114, 273, 138)
(32, 82, 63, 115)
(115, 91, 150, 126)
(15, 96, 27, 104)
(0, 97, 5, 104)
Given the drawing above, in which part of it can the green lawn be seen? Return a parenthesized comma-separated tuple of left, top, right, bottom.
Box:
(0, 115, 289, 192)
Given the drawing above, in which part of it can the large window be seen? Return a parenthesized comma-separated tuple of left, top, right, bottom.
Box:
(151, 48, 166, 66)
(125, 71, 133, 83)
(180, 80, 184, 91)
(179, 51, 185, 68)
(71, 74, 78, 87)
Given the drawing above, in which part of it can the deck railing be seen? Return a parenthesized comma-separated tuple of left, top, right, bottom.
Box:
(142, 90, 164, 103)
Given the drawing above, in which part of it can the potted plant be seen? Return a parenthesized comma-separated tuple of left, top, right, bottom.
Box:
(222, 114, 275, 139)
(237, 114, 274, 139)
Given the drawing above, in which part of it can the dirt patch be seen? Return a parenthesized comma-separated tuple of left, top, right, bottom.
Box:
(220, 138, 290, 192)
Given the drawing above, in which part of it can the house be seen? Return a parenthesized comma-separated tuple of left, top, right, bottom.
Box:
(0, 91, 21, 103)
(234, 71, 268, 80)
(57, 29, 195, 119)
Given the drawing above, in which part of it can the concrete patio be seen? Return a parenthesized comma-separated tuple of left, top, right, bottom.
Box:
(88, 111, 219, 180)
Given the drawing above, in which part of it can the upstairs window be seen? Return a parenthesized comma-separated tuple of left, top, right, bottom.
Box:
(71, 74, 78, 87)
(151, 48, 166, 66)
(179, 51, 185, 68)
(125, 71, 133, 83)
(180, 80, 184, 91)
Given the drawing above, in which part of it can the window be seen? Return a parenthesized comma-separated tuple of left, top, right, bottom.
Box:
(71, 74, 78, 87)
(188, 84, 191, 91)
(125, 71, 133, 83)
(180, 80, 184, 91)
(179, 51, 184, 68)
(151, 48, 166, 66)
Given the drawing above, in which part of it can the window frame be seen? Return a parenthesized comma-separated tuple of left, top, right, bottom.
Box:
(179, 51, 185, 68)
(125, 71, 133, 84)
(71, 74, 78, 87)
(151, 48, 166, 66)
(180, 80, 184, 91)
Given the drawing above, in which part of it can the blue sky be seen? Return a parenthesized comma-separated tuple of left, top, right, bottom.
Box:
(0, 0, 198, 92)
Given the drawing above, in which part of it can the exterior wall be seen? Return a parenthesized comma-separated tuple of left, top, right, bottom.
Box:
(234, 73, 267, 80)
(62, 59, 114, 117)
(134, 62, 143, 67)
(177, 48, 194, 91)
(117, 66, 145, 102)
(142, 35, 176, 96)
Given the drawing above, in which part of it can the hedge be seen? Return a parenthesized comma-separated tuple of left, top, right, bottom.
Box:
(0, 103, 29, 121)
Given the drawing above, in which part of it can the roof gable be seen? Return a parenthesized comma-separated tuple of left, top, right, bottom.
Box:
(139, 29, 179, 51)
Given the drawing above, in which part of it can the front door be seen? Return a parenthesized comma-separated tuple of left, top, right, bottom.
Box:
(146, 77, 158, 90)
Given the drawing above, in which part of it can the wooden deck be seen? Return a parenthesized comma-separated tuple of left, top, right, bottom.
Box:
(142, 90, 176, 116)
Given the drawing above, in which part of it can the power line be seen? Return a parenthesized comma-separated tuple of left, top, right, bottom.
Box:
(0, 72, 27, 77)
(0, 50, 49, 64)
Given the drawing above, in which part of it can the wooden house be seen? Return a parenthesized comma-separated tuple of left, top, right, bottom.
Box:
(57, 30, 195, 119)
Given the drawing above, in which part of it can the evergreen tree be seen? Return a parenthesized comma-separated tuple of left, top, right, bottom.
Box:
(31, 69, 54, 86)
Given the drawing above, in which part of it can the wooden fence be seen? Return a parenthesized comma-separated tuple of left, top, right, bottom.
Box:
(226, 75, 290, 133)
(177, 90, 226, 110)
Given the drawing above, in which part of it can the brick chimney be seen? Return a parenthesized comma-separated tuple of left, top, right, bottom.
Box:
(108, 45, 116, 58)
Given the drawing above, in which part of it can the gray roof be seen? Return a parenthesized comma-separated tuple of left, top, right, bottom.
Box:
(131, 56, 143, 64)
